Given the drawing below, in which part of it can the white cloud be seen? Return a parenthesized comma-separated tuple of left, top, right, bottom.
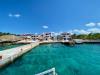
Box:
(8, 13, 21, 18)
(14, 14, 21, 18)
(69, 29, 89, 34)
(42, 25, 48, 29)
(68, 22, 100, 34)
(67, 30, 74, 35)
(97, 23, 100, 26)
(87, 28, 100, 33)
(85, 22, 96, 27)
(8, 13, 13, 17)
(69, 28, 100, 34)
(79, 30, 90, 34)
(74, 29, 90, 34)
(73, 29, 79, 32)
(54, 33, 59, 36)
(35, 33, 38, 35)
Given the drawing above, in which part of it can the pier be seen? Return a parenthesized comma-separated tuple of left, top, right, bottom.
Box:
(83, 40, 100, 43)
(0, 42, 39, 68)
(74, 39, 100, 44)
(0, 40, 74, 68)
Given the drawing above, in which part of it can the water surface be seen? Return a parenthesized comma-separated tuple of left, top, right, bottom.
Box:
(0, 43, 100, 75)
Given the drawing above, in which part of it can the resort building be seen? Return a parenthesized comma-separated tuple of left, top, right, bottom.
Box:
(17, 34, 36, 43)
(42, 33, 52, 41)
(38, 32, 72, 42)
(60, 32, 72, 42)
(18, 32, 72, 42)
(31, 34, 39, 41)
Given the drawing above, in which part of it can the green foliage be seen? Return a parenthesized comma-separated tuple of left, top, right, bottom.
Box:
(72, 33, 100, 40)
(0, 32, 12, 36)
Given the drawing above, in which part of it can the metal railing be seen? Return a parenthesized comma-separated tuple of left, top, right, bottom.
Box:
(35, 68, 57, 75)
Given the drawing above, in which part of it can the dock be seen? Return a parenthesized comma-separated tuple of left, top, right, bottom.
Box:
(83, 40, 100, 43)
(74, 39, 100, 44)
(0, 42, 39, 68)
(0, 40, 74, 68)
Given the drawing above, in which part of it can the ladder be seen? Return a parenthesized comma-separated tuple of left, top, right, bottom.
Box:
(35, 68, 57, 75)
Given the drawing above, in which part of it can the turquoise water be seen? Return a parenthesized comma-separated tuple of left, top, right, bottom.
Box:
(0, 43, 100, 75)
(0, 44, 25, 51)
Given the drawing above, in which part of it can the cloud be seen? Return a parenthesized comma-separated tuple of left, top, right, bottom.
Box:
(42, 25, 48, 29)
(8, 13, 13, 17)
(73, 29, 90, 34)
(87, 28, 100, 33)
(97, 23, 100, 26)
(68, 22, 100, 34)
(8, 13, 21, 18)
(69, 29, 87, 34)
(14, 14, 21, 18)
(85, 22, 96, 27)
(68, 30, 74, 35)
(69, 28, 100, 34)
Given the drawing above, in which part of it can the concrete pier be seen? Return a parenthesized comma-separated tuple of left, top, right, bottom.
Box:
(0, 42, 39, 68)
(0, 40, 73, 68)
(74, 39, 100, 44)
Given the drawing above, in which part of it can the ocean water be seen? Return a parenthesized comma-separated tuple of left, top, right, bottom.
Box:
(0, 43, 100, 75)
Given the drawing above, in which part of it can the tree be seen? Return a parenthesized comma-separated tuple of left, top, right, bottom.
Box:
(72, 33, 100, 40)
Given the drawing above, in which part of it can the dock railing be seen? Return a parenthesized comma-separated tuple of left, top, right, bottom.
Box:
(0, 42, 39, 67)
(35, 68, 57, 75)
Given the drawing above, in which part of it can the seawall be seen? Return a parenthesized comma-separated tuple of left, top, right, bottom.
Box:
(0, 42, 39, 68)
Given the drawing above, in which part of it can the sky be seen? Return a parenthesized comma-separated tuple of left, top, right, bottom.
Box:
(0, 0, 100, 34)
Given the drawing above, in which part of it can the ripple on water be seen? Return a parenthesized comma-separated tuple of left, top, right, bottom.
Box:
(1, 43, 100, 75)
